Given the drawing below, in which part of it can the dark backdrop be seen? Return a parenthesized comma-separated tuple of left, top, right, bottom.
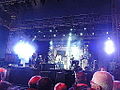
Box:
(0, 25, 9, 58)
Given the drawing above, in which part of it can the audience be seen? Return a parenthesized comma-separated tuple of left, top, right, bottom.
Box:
(37, 77, 52, 90)
(0, 68, 7, 82)
(113, 81, 120, 90)
(0, 81, 12, 90)
(91, 71, 114, 90)
(0, 66, 118, 90)
(69, 83, 89, 90)
(0, 68, 14, 90)
(54, 82, 67, 90)
(69, 71, 90, 90)
(74, 71, 87, 84)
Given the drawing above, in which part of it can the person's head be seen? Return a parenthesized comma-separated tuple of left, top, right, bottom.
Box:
(75, 71, 86, 84)
(28, 75, 42, 89)
(0, 81, 12, 90)
(113, 81, 120, 90)
(54, 82, 67, 90)
(69, 83, 89, 90)
(91, 71, 114, 90)
(0, 68, 7, 81)
(37, 77, 52, 90)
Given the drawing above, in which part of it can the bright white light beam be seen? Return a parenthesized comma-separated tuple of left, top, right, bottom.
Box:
(13, 41, 36, 61)
(104, 39, 115, 54)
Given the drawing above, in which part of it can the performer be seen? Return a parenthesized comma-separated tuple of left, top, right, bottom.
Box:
(81, 59, 88, 70)
(70, 55, 75, 68)
(29, 53, 37, 67)
(36, 54, 43, 64)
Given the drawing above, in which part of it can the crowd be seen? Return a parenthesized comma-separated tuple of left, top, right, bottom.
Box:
(0, 67, 119, 90)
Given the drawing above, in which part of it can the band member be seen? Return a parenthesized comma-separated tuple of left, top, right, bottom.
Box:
(29, 53, 37, 67)
(36, 54, 43, 64)
(70, 55, 75, 67)
(81, 59, 88, 70)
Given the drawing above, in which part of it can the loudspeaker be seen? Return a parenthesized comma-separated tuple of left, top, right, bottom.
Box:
(0, 25, 9, 58)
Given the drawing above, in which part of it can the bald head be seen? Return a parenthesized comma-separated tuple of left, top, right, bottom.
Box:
(91, 71, 114, 90)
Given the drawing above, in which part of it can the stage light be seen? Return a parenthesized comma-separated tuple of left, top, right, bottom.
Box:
(63, 34, 65, 36)
(86, 45, 89, 47)
(92, 32, 95, 35)
(53, 34, 56, 37)
(13, 41, 36, 62)
(80, 33, 83, 36)
(106, 32, 109, 34)
(43, 35, 46, 37)
(104, 39, 115, 54)
(70, 28, 73, 31)
(38, 31, 41, 33)
(49, 30, 52, 32)
(66, 33, 72, 56)
(84, 28, 87, 30)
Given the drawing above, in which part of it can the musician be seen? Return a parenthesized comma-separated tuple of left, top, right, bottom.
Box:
(34, 54, 43, 68)
(29, 53, 37, 67)
(36, 54, 43, 64)
(70, 55, 75, 68)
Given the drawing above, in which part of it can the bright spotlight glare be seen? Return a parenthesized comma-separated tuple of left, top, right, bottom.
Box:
(14, 41, 36, 61)
(104, 39, 115, 54)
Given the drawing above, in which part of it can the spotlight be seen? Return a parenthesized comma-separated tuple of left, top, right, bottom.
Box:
(104, 39, 115, 54)
(106, 32, 109, 34)
(63, 34, 65, 36)
(53, 34, 56, 37)
(49, 30, 52, 32)
(84, 28, 87, 30)
(66, 33, 72, 55)
(70, 28, 73, 31)
(43, 35, 46, 37)
(80, 33, 83, 36)
(92, 32, 95, 35)
(38, 31, 41, 33)
(13, 41, 36, 62)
